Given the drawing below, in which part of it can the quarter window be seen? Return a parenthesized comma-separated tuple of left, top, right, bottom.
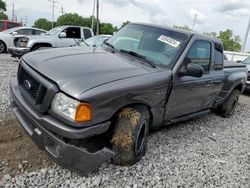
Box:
(186, 41, 211, 72)
(214, 43, 223, 70)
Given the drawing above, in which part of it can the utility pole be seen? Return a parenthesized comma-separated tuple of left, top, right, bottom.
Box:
(91, 0, 96, 31)
(60, 6, 65, 16)
(192, 14, 197, 31)
(96, 0, 100, 35)
(48, 0, 58, 28)
(12, 2, 15, 21)
(24, 15, 28, 26)
(241, 16, 250, 53)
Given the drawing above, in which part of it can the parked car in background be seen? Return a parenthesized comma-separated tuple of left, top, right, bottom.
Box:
(241, 57, 250, 91)
(0, 20, 23, 32)
(8, 26, 94, 58)
(84, 35, 111, 47)
(0, 27, 46, 53)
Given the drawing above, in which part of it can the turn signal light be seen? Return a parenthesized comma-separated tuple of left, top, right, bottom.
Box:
(75, 103, 92, 122)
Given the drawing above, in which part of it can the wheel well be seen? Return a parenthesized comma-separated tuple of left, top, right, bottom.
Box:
(234, 84, 243, 92)
(31, 43, 52, 50)
(109, 104, 153, 133)
(0, 40, 7, 52)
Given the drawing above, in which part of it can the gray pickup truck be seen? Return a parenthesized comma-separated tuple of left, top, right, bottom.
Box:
(8, 25, 93, 57)
(10, 23, 247, 175)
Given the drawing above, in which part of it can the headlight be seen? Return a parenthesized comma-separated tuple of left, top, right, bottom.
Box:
(15, 37, 29, 47)
(51, 93, 92, 122)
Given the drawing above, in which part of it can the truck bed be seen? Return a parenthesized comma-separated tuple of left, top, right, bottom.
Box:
(224, 60, 246, 68)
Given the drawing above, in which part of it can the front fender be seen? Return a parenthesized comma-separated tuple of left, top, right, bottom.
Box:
(78, 71, 172, 128)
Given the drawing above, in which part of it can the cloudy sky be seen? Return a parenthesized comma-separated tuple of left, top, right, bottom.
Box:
(5, 0, 250, 51)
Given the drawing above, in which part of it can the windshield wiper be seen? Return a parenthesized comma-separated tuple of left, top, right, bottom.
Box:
(104, 41, 115, 49)
(120, 49, 156, 68)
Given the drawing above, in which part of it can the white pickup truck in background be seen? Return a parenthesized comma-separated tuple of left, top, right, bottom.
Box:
(8, 25, 93, 57)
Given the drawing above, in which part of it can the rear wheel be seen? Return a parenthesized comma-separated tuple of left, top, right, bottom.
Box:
(215, 89, 240, 118)
(111, 106, 149, 166)
(0, 41, 6, 53)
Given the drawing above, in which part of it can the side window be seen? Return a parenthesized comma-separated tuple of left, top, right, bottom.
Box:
(7, 23, 19, 29)
(83, 29, 92, 39)
(63, 27, 81, 39)
(17, 29, 33, 35)
(186, 41, 211, 72)
(33, 30, 45, 35)
(214, 43, 223, 70)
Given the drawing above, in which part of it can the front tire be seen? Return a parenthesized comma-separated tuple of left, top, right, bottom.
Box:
(111, 106, 149, 166)
(0, 41, 6, 53)
(215, 89, 240, 118)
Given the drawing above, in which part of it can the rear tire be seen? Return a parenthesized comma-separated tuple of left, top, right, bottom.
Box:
(0, 41, 6, 53)
(215, 89, 240, 118)
(111, 106, 149, 166)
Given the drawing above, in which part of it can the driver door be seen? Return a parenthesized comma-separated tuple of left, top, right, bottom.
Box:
(55, 27, 81, 47)
(164, 40, 217, 120)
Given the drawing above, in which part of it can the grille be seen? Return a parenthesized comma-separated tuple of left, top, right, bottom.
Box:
(18, 67, 47, 104)
(17, 62, 58, 113)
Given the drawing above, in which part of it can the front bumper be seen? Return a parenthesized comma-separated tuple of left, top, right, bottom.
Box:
(8, 47, 30, 58)
(9, 78, 115, 175)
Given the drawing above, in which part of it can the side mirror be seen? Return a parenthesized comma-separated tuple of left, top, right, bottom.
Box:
(179, 63, 204, 77)
(103, 38, 108, 44)
(59, 32, 67, 38)
(11, 31, 18, 36)
(186, 63, 204, 77)
(236, 60, 242, 63)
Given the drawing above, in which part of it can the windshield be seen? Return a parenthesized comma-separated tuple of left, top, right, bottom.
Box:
(242, 57, 250, 64)
(46, 26, 64, 35)
(107, 24, 188, 68)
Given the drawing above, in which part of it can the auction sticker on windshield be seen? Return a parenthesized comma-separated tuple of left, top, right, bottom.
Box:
(157, 35, 181, 48)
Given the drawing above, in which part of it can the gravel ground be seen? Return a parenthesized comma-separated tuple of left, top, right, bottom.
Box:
(0, 54, 249, 187)
(0, 54, 19, 120)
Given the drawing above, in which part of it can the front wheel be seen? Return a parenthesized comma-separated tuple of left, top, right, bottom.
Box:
(111, 106, 149, 166)
(215, 89, 240, 118)
(0, 41, 6, 53)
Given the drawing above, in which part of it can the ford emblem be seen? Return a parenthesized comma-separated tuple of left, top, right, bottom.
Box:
(23, 80, 32, 90)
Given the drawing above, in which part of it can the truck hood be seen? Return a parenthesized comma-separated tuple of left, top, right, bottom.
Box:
(22, 47, 153, 98)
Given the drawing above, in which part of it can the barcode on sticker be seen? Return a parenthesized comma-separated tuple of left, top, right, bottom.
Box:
(157, 35, 181, 48)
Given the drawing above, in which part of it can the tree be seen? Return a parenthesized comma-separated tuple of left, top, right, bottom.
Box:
(120, 21, 130, 29)
(173, 25, 191, 31)
(203, 32, 217, 38)
(100, 23, 118, 35)
(218, 29, 241, 52)
(33, 18, 52, 31)
(56, 13, 92, 27)
(0, 0, 7, 20)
